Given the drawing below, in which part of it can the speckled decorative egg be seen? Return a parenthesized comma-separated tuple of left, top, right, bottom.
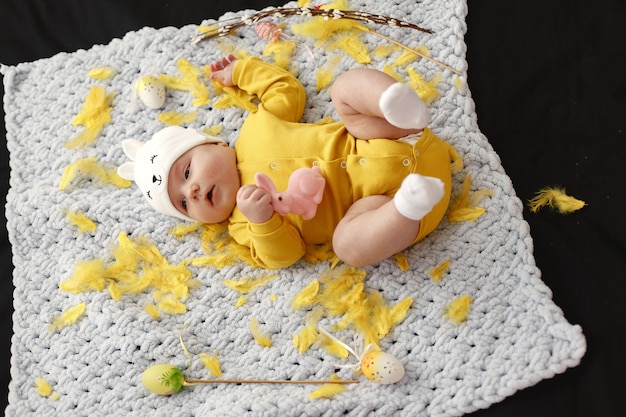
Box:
(360, 350, 405, 384)
(136, 76, 166, 109)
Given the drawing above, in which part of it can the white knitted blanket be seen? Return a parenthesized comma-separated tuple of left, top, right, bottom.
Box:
(2, 0, 586, 415)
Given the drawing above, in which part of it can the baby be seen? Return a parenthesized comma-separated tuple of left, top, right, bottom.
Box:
(118, 55, 457, 269)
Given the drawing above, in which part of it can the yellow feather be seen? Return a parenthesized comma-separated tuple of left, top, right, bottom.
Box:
(107, 281, 123, 301)
(212, 84, 257, 112)
(262, 41, 296, 69)
(290, 0, 367, 49)
(203, 125, 223, 136)
(406, 67, 441, 105)
(315, 65, 335, 91)
(528, 187, 586, 214)
(448, 144, 464, 174)
(158, 74, 189, 90)
(326, 31, 371, 64)
(454, 76, 465, 92)
(308, 374, 346, 399)
(224, 240, 260, 266)
(292, 279, 320, 308)
(329, 257, 341, 269)
(87, 67, 116, 80)
(222, 274, 278, 294)
(197, 24, 219, 35)
(394, 253, 410, 271)
(198, 222, 229, 253)
(304, 243, 336, 263)
(291, 265, 414, 350)
(34, 378, 54, 397)
(65, 210, 96, 234)
(145, 304, 160, 319)
(176, 57, 201, 78)
(199, 351, 223, 377)
(235, 296, 247, 307)
(428, 259, 451, 282)
(155, 294, 187, 315)
(66, 86, 114, 148)
(448, 175, 493, 222)
(250, 318, 272, 347)
(323, 282, 365, 316)
(445, 295, 472, 324)
(60, 259, 107, 293)
(191, 253, 235, 269)
(382, 64, 403, 82)
(293, 326, 318, 354)
(293, 307, 324, 353)
(373, 45, 399, 59)
(393, 49, 419, 67)
(448, 207, 486, 222)
(366, 293, 412, 344)
(389, 297, 413, 326)
(317, 333, 350, 358)
(319, 265, 366, 286)
(158, 58, 210, 107)
(59, 157, 131, 190)
(49, 303, 87, 331)
(315, 54, 342, 91)
(169, 222, 204, 240)
(157, 111, 197, 126)
(63, 232, 196, 318)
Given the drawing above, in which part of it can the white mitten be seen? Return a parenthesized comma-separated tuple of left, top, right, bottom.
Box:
(393, 174, 445, 220)
(379, 82, 430, 129)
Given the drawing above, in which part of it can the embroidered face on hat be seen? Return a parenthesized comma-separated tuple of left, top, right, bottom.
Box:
(117, 126, 224, 221)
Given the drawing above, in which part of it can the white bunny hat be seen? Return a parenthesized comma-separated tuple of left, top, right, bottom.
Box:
(117, 126, 224, 221)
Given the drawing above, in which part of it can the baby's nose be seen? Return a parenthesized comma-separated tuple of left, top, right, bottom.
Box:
(186, 183, 200, 200)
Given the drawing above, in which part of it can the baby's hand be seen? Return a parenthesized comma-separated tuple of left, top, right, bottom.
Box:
(237, 184, 275, 224)
(209, 54, 237, 86)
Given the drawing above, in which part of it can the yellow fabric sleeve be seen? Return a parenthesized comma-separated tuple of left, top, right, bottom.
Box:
(232, 56, 306, 123)
(229, 213, 306, 269)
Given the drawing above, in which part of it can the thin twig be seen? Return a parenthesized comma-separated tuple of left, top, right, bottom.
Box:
(362, 27, 461, 74)
(185, 379, 360, 385)
(192, 6, 432, 43)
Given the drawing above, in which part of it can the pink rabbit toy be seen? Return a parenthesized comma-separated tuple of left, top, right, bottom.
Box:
(254, 167, 326, 220)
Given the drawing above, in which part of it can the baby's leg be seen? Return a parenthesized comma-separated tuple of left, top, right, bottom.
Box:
(331, 68, 429, 139)
(332, 174, 444, 267)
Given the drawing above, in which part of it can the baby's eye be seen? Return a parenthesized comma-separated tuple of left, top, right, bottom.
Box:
(184, 166, 190, 179)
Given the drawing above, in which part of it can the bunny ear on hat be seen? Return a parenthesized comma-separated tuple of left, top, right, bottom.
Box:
(121, 139, 142, 161)
(117, 139, 143, 180)
(117, 161, 135, 181)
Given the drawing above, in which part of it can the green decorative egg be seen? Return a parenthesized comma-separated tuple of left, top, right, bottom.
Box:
(142, 364, 186, 395)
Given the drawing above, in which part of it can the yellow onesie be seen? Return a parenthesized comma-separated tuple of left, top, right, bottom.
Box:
(227, 57, 455, 269)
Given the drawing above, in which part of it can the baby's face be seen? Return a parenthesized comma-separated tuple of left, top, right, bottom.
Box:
(167, 142, 239, 223)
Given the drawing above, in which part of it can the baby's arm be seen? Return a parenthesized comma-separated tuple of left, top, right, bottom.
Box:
(211, 55, 306, 122)
(228, 212, 306, 269)
(234, 183, 305, 269)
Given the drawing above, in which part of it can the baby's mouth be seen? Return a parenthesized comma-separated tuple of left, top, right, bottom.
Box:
(207, 186, 214, 205)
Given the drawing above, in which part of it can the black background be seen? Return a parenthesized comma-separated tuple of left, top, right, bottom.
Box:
(1, 0, 625, 415)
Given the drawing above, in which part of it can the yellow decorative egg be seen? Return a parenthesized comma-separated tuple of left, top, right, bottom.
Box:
(360, 350, 405, 384)
(136, 76, 166, 109)
(141, 364, 185, 395)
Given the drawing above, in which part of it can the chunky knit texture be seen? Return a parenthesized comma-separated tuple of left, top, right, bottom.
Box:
(2, 1, 585, 415)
